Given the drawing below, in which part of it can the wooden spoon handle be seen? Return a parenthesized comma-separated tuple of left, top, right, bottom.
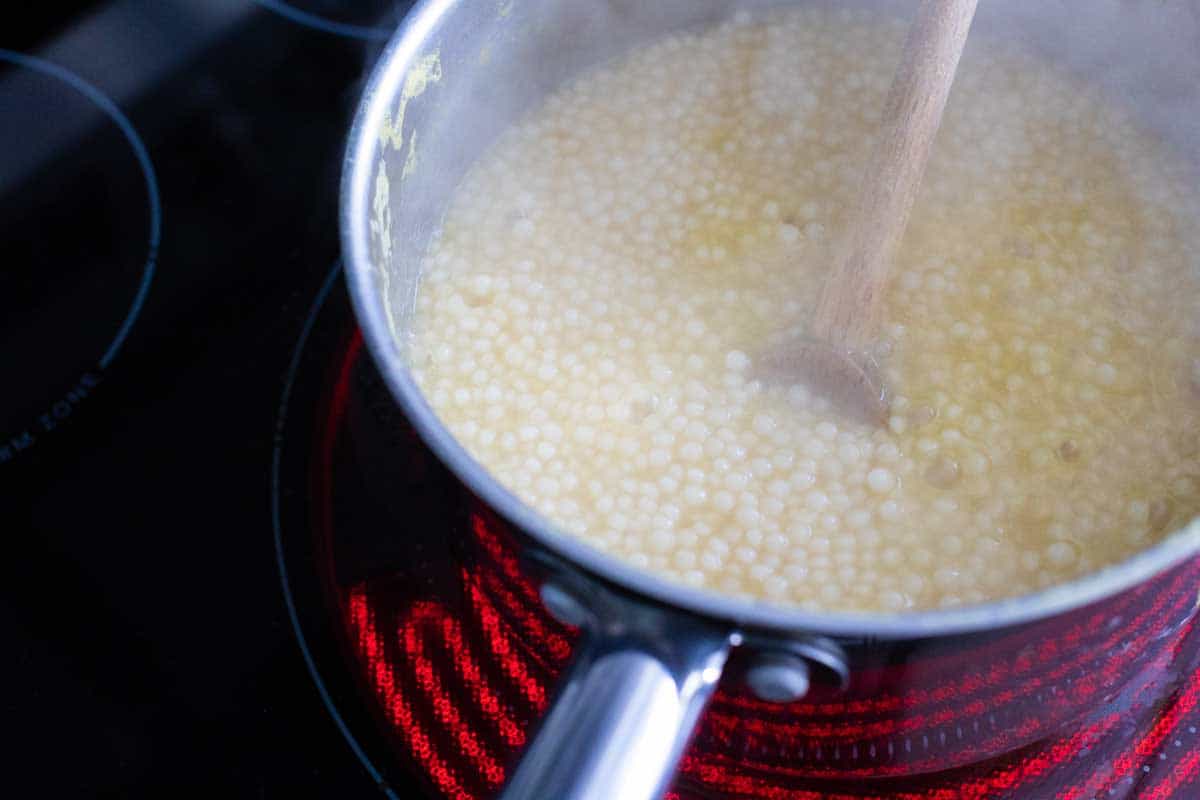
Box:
(810, 0, 979, 348)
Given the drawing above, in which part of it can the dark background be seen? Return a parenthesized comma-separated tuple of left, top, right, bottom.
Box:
(2, 2, 414, 796)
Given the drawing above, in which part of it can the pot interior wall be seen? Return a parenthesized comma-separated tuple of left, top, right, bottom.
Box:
(368, 0, 1200, 344)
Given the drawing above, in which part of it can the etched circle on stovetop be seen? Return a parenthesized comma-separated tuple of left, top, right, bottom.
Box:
(272, 261, 407, 800)
(254, 0, 398, 40)
(0, 50, 159, 462)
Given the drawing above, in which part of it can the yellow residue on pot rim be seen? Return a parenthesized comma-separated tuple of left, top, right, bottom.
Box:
(379, 50, 441, 153)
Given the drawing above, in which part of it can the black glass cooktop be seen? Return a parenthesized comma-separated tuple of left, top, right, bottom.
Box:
(2, 2, 420, 795)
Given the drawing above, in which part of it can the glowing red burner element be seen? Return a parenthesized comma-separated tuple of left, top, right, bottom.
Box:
(345, 544, 1200, 799)
(348, 592, 477, 800)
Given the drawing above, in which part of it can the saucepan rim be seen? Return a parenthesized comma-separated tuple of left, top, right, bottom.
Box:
(340, 0, 1200, 641)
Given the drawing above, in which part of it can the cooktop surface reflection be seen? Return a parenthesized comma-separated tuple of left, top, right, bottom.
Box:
(3, 1, 416, 796)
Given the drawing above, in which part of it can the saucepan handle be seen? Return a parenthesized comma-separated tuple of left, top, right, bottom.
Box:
(499, 583, 734, 800)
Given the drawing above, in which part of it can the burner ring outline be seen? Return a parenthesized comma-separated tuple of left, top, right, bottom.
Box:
(253, 0, 393, 41)
(0, 49, 161, 370)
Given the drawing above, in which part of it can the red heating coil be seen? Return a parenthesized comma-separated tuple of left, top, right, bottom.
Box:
(345, 563, 1200, 799)
(349, 591, 477, 800)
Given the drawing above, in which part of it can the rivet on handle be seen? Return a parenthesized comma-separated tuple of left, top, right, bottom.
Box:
(746, 653, 812, 703)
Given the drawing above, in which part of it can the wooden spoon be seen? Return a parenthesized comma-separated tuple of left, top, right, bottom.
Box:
(764, 0, 979, 424)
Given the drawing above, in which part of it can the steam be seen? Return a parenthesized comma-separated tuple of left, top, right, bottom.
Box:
(974, 0, 1200, 167)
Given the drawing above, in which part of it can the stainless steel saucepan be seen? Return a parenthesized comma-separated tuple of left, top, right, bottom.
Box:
(341, 2, 1200, 798)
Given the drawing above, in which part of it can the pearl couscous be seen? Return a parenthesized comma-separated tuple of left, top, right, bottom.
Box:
(410, 8, 1200, 612)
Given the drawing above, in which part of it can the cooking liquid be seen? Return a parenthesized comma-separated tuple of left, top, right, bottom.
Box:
(410, 8, 1200, 612)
